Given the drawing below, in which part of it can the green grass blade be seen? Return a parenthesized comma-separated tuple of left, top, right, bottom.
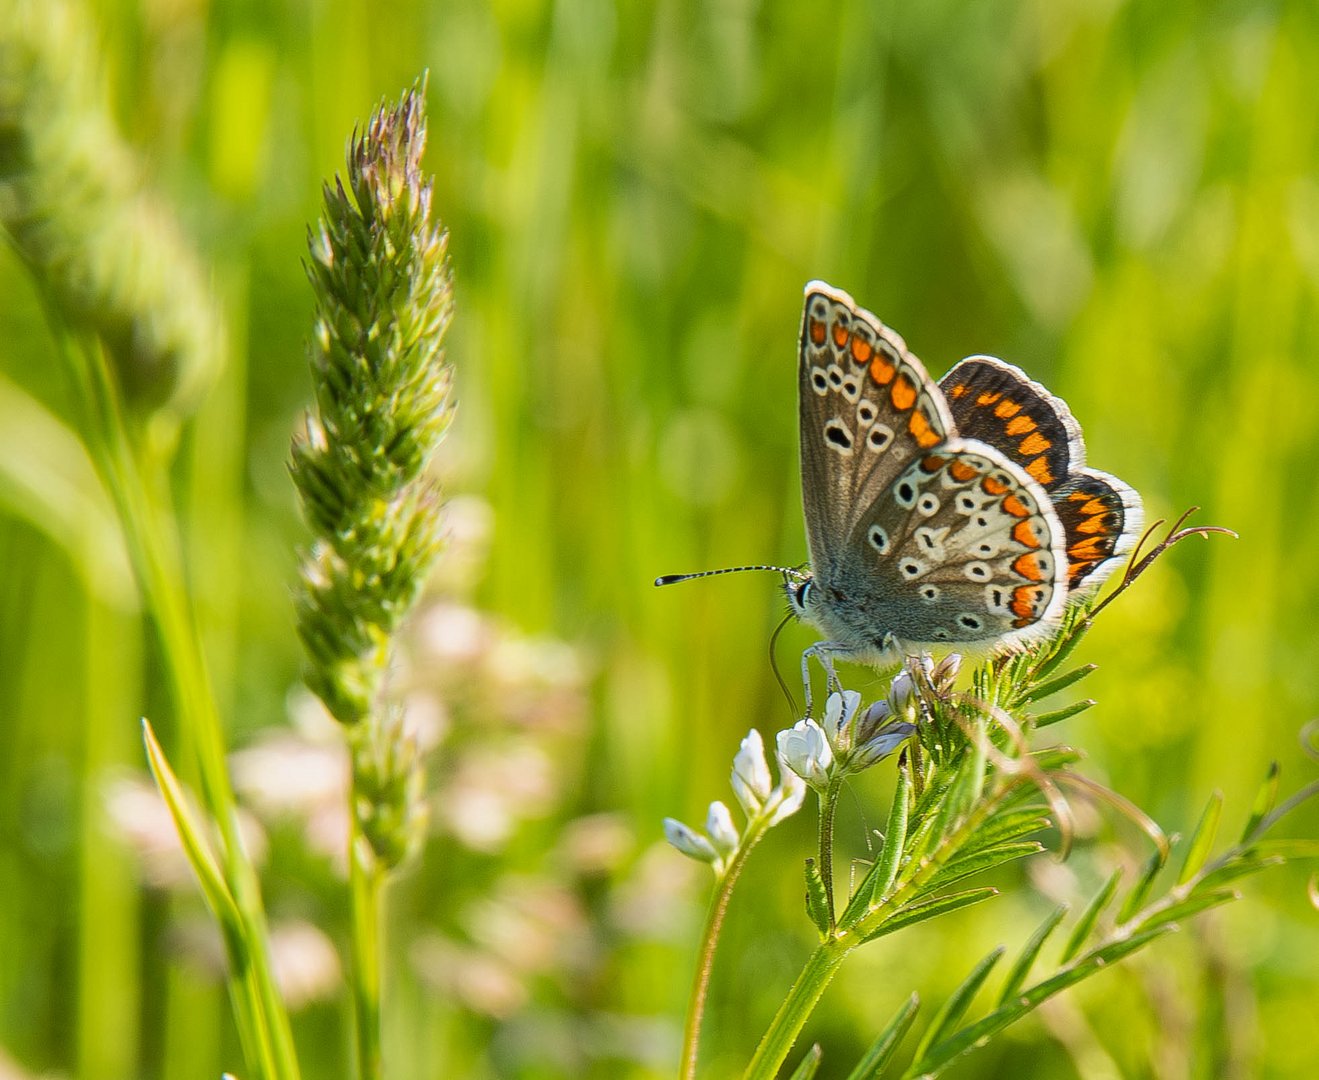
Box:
(844, 994, 920, 1080)
(908, 948, 1005, 1070)
(1059, 869, 1122, 964)
(997, 904, 1069, 1006)
(1178, 791, 1223, 885)
(786, 1044, 823, 1079)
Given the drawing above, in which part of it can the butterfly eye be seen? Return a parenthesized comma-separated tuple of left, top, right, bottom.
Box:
(794, 580, 815, 608)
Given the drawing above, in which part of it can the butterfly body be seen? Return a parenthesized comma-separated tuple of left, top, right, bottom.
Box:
(791, 281, 1141, 667)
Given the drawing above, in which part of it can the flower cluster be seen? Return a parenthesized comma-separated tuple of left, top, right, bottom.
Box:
(774, 656, 959, 791)
(664, 729, 807, 876)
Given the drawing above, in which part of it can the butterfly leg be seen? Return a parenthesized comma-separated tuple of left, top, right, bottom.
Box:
(800, 642, 846, 718)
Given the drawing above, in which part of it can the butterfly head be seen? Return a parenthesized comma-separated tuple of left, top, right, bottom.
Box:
(785, 575, 818, 620)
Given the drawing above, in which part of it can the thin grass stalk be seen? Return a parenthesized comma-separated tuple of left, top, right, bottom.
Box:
(682, 818, 773, 1080)
(64, 332, 297, 1080)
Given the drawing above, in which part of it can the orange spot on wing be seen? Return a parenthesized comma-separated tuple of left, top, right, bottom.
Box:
(1018, 431, 1050, 456)
(1068, 536, 1107, 559)
(833, 324, 850, 349)
(1013, 552, 1044, 582)
(869, 353, 895, 385)
(982, 475, 1009, 496)
(950, 383, 969, 398)
(1075, 514, 1109, 535)
(890, 374, 917, 411)
(909, 410, 941, 448)
(1004, 414, 1035, 435)
(1012, 519, 1041, 549)
(1081, 497, 1109, 516)
(1010, 584, 1043, 620)
(1002, 494, 1030, 518)
(977, 391, 1002, 406)
(1025, 456, 1053, 484)
(850, 336, 873, 364)
(809, 318, 827, 346)
(994, 399, 1023, 418)
(949, 459, 979, 482)
(920, 453, 948, 472)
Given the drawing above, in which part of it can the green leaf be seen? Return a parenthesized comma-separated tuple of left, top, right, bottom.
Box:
(1116, 847, 1169, 925)
(1060, 869, 1122, 964)
(1195, 853, 1283, 892)
(786, 1044, 823, 1080)
(1029, 745, 1083, 770)
(861, 888, 998, 944)
(910, 947, 1005, 1066)
(845, 994, 920, 1080)
(1022, 664, 1096, 704)
(1178, 791, 1223, 885)
(997, 904, 1068, 1006)
(805, 858, 831, 936)
(141, 719, 245, 951)
(955, 808, 1050, 858)
(1241, 762, 1280, 843)
(1030, 614, 1092, 680)
(1136, 888, 1239, 932)
(1033, 699, 1096, 728)
(923, 841, 1044, 893)
(840, 768, 910, 928)
(1242, 838, 1319, 860)
(909, 926, 1174, 1075)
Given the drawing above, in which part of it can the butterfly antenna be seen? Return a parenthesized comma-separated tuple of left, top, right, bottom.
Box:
(654, 564, 808, 587)
(768, 611, 798, 717)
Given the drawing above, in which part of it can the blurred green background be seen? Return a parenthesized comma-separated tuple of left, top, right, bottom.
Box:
(2, 0, 1318, 1077)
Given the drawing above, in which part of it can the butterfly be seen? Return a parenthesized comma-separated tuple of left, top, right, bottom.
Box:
(658, 281, 1142, 702)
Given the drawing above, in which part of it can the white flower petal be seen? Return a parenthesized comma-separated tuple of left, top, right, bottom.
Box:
(705, 800, 740, 856)
(663, 818, 718, 863)
(731, 728, 772, 814)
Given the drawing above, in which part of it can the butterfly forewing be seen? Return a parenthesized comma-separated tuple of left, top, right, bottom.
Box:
(939, 356, 1083, 489)
(940, 355, 1142, 592)
(799, 281, 953, 573)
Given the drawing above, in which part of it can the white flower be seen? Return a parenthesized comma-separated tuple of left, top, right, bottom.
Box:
(731, 728, 772, 816)
(705, 801, 740, 857)
(763, 768, 807, 825)
(820, 689, 863, 751)
(663, 817, 718, 863)
(776, 718, 834, 790)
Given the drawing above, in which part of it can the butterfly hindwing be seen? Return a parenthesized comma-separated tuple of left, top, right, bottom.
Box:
(799, 282, 953, 572)
(1052, 468, 1143, 591)
(826, 439, 1069, 650)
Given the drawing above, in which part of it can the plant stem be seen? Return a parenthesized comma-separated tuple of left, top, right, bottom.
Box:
(818, 778, 843, 929)
(742, 940, 850, 1080)
(349, 779, 384, 1080)
(68, 335, 298, 1079)
(681, 822, 770, 1080)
